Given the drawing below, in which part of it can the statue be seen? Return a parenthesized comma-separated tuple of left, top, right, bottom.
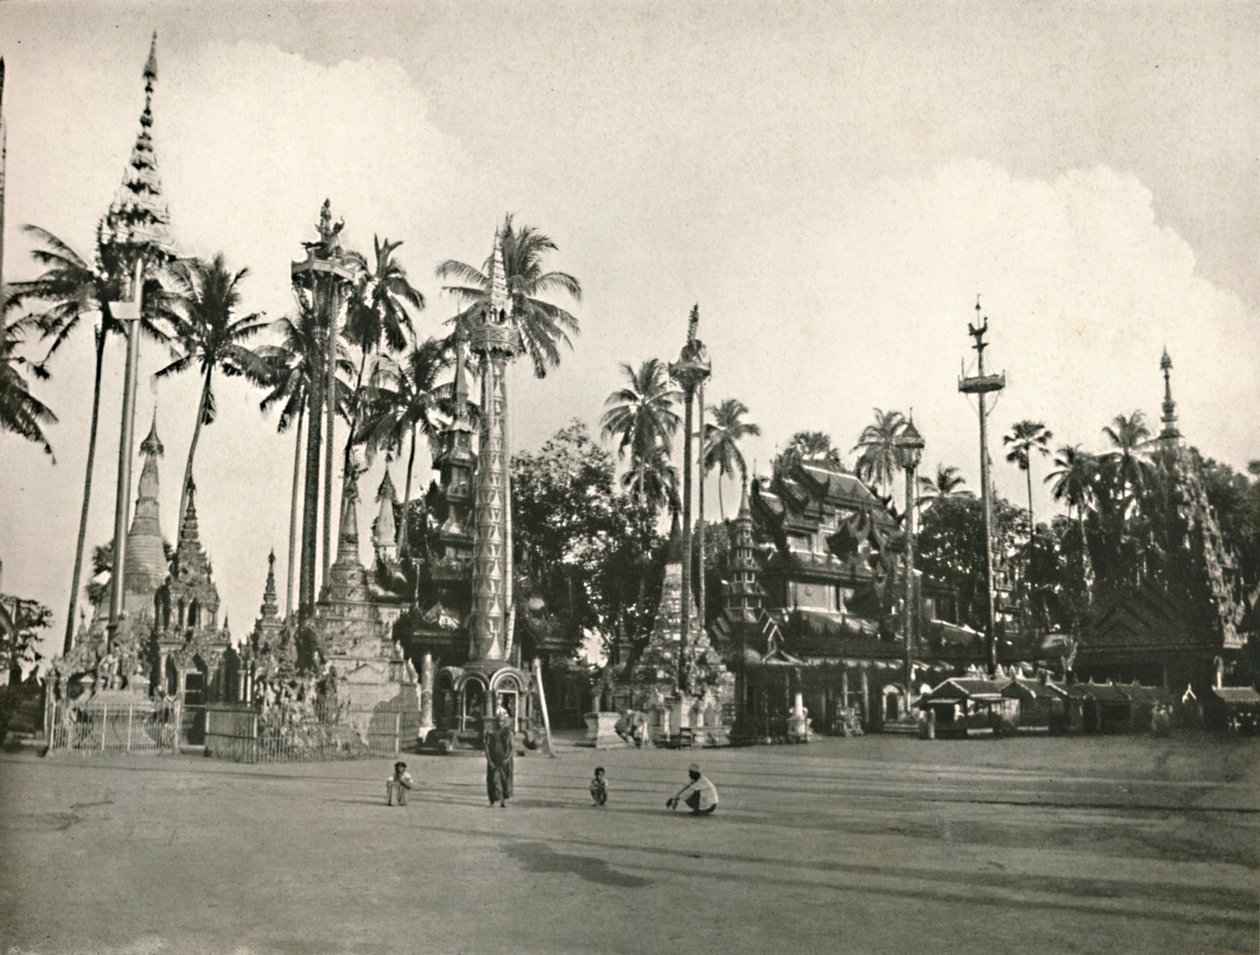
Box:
(302, 199, 345, 258)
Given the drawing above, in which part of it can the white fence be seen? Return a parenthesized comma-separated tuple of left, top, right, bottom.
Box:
(46, 698, 181, 754)
(205, 702, 412, 763)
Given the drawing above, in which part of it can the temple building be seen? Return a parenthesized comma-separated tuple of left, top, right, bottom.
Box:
(715, 458, 985, 737)
(1075, 351, 1251, 691)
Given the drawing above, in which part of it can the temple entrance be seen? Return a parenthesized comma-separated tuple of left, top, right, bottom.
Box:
(181, 670, 206, 745)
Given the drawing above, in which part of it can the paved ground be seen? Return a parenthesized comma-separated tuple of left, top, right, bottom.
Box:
(1, 731, 1257, 955)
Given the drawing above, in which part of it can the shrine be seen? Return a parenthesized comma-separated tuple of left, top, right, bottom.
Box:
(1074, 351, 1250, 692)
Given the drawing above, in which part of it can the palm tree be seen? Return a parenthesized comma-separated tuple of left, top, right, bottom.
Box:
(1003, 420, 1053, 531)
(853, 408, 906, 496)
(776, 430, 842, 475)
(1102, 410, 1154, 509)
(599, 359, 682, 508)
(156, 254, 267, 527)
(355, 337, 451, 554)
(9, 225, 170, 652)
(620, 442, 680, 517)
(250, 301, 343, 616)
(703, 398, 760, 520)
(917, 464, 969, 510)
(1045, 444, 1097, 524)
(0, 314, 57, 458)
(342, 236, 423, 468)
(436, 215, 582, 379)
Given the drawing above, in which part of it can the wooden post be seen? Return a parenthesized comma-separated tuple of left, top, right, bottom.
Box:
(101, 702, 108, 751)
(394, 711, 401, 756)
(532, 657, 555, 757)
(126, 703, 133, 752)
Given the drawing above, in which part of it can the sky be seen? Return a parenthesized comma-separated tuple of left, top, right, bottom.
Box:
(1, 0, 1258, 661)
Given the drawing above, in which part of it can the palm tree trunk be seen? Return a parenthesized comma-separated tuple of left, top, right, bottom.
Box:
(299, 374, 322, 619)
(323, 288, 336, 589)
(697, 383, 706, 634)
(637, 455, 645, 509)
(285, 406, 305, 617)
(1025, 466, 1034, 536)
(177, 365, 214, 529)
(63, 330, 107, 653)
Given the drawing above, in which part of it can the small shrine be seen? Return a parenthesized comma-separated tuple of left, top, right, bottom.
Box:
(611, 516, 734, 745)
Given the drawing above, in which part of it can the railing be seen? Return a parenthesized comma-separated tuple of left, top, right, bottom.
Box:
(45, 698, 181, 755)
(205, 702, 414, 764)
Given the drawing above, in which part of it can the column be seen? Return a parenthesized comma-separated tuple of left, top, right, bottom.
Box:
(419, 652, 434, 737)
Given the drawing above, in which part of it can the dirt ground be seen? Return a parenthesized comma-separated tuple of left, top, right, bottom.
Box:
(1, 732, 1257, 955)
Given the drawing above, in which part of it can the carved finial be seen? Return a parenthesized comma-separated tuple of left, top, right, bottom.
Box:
(140, 409, 163, 457)
(489, 225, 509, 323)
(688, 304, 700, 342)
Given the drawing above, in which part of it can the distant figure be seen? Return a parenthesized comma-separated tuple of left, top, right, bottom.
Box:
(666, 762, 718, 816)
(485, 713, 515, 807)
(386, 761, 414, 806)
(590, 766, 608, 806)
(615, 711, 636, 746)
(632, 710, 649, 748)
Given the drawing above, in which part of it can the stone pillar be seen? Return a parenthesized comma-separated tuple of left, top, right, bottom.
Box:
(860, 667, 870, 729)
(418, 652, 434, 737)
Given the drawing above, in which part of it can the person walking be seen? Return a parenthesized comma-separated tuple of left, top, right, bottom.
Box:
(485, 713, 515, 807)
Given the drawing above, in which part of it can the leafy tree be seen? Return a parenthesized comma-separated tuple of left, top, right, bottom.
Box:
(916, 493, 1023, 634)
(157, 253, 267, 526)
(853, 408, 906, 496)
(511, 421, 665, 658)
(0, 592, 52, 685)
(600, 359, 680, 508)
(1003, 420, 1053, 531)
(703, 398, 760, 519)
(437, 215, 582, 378)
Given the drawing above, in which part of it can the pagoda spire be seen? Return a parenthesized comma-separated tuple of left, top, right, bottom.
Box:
(260, 550, 279, 620)
(99, 31, 176, 265)
(336, 472, 361, 565)
(122, 407, 166, 611)
(374, 469, 398, 562)
(105, 32, 178, 643)
(1159, 347, 1181, 448)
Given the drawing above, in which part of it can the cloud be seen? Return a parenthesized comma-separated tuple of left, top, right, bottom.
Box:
(723, 159, 1260, 511)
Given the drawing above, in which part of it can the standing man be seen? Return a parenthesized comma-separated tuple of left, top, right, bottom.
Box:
(667, 762, 718, 816)
(485, 712, 515, 807)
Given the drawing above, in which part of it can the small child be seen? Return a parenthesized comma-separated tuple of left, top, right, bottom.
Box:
(589, 766, 608, 807)
(386, 761, 415, 806)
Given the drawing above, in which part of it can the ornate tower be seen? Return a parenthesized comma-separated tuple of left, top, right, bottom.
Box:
(250, 550, 286, 656)
(1159, 347, 1181, 449)
(432, 331, 477, 564)
(103, 33, 177, 639)
(467, 232, 519, 665)
(725, 476, 762, 619)
(291, 199, 362, 620)
(668, 305, 711, 691)
(122, 412, 169, 612)
(167, 481, 221, 631)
